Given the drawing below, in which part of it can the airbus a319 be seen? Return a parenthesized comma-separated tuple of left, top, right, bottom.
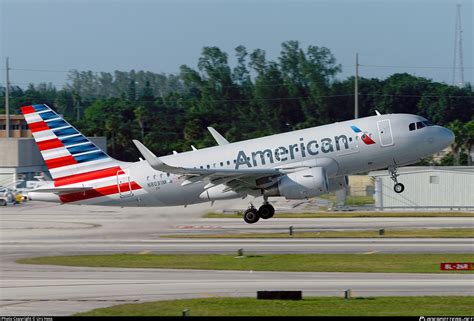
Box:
(23, 104, 454, 224)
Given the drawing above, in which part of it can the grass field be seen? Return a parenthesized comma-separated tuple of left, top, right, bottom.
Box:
(203, 211, 474, 218)
(320, 194, 375, 205)
(164, 228, 474, 239)
(17, 253, 474, 273)
(75, 296, 474, 316)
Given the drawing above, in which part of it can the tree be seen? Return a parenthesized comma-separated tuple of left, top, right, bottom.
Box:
(127, 80, 136, 102)
(134, 105, 147, 141)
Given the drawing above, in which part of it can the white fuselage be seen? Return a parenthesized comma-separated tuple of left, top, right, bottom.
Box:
(29, 113, 454, 206)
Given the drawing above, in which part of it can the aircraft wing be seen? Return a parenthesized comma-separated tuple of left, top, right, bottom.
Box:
(133, 140, 282, 191)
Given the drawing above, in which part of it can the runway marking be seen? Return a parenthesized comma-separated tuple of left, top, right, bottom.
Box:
(0, 299, 139, 302)
(175, 225, 223, 229)
(0, 219, 101, 230)
(138, 251, 151, 255)
(360, 251, 381, 255)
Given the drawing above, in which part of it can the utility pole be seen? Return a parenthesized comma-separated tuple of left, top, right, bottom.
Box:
(452, 4, 465, 87)
(354, 53, 359, 119)
(5, 57, 10, 138)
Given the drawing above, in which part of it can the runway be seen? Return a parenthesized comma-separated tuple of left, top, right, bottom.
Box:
(1, 201, 473, 315)
(2, 238, 473, 255)
(2, 261, 473, 315)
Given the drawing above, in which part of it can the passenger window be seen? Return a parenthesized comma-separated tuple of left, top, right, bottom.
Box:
(220, 162, 223, 166)
(416, 122, 425, 129)
(409, 123, 416, 131)
(227, 161, 230, 165)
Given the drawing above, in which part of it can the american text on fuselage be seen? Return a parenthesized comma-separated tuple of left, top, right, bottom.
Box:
(235, 135, 350, 169)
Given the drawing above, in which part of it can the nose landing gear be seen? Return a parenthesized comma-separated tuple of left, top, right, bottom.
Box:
(388, 165, 405, 193)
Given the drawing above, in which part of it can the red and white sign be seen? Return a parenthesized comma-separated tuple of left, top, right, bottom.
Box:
(440, 262, 473, 271)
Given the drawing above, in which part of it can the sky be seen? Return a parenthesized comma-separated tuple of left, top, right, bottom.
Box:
(0, 0, 472, 88)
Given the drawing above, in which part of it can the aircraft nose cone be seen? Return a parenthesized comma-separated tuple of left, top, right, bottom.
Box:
(440, 127, 455, 148)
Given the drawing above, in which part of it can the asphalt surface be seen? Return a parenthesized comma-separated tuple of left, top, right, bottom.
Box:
(1, 200, 473, 315)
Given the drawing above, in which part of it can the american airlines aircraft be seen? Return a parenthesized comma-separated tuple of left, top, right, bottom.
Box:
(23, 104, 454, 224)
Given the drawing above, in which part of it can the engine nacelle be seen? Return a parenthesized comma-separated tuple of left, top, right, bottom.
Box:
(276, 167, 329, 199)
(327, 176, 348, 192)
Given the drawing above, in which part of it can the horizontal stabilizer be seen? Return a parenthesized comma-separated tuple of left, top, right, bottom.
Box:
(30, 186, 94, 195)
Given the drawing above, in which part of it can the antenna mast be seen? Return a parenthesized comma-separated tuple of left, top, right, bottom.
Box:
(452, 4, 465, 87)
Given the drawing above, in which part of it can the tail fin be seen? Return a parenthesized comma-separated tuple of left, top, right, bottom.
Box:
(21, 104, 120, 181)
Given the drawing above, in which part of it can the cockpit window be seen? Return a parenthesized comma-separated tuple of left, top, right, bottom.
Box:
(422, 120, 434, 126)
(416, 121, 425, 129)
(409, 123, 416, 131)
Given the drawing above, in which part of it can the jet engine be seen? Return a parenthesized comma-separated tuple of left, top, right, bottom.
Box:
(268, 167, 329, 199)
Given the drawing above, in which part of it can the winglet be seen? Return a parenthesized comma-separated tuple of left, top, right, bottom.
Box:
(375, 110, 382, 116)
(132, 140, 168, 171)
(207, 127, 229, 145)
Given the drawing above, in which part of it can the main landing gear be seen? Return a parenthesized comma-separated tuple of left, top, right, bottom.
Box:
(388, 165, 405, 194)
(243, 198, 275, 224)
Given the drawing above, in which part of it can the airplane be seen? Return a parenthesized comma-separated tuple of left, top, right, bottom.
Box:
(22, 104, 454, 224)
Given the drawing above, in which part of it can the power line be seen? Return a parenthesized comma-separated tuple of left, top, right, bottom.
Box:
(0, 94, 354, 104)
(3, 75, 471, 91)
(10, 68, 71, 73)
(2, 93, 472, 105)
(359, 64, 473, 70)
(1, 64, 473, 75)
(360, 93, 474, 99)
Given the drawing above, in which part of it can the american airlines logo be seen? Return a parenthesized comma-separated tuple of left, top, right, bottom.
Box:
(350, 125, 376, 145)
(235, 134, 350, 169)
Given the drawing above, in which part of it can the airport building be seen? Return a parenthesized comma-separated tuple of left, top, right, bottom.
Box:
(0, 114, 106, 189)
(369, 166, 474, 210)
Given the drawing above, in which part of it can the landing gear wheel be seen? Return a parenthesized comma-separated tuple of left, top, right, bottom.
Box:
(243, 208, 260, 224)
(394, 183, 405, 194)
(258, 204, 275, 219)
(388, 165, 405, 194)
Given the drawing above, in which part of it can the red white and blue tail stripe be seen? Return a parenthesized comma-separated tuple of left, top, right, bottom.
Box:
(21, 104, 142, 204)
(21, 104, 115, 178)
